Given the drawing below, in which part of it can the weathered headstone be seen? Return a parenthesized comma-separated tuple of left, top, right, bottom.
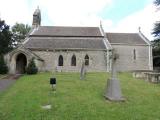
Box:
(50, 78, 56, 91)
(104, 50, 125, 101)
(80, 61, 86, 80)
(50, 70, 57, 92)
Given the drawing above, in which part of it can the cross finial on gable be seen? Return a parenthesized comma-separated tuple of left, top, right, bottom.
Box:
(100, 20, 102, 28)
(37, 6, 39, 9)
(138, 27, 141, 33)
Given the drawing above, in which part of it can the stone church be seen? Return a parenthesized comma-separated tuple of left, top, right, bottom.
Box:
(5, 8, 153, 74)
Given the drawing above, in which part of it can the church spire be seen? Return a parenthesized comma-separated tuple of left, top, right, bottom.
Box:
(32, 6, 41, 28)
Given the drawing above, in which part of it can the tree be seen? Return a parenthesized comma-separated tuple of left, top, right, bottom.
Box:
(152, 0, 160, 68)
(0, 20, 13, 55)
(154, 0, 160, 6)
(153, 0, 160, 39)
(26, 58, 38, 74)
(152, 23, 160, 39)
(11, 23, 31, 46)
(152, 0, 160, 40)
(0, 55, 8, 74)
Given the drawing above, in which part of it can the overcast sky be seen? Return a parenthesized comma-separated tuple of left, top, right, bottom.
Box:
(0, 0, 159, 40)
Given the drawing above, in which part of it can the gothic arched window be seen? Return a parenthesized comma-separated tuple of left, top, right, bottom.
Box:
(58, 55, 63, 66)
(71, 55, 76, 66)
(85, 55, 89, 66)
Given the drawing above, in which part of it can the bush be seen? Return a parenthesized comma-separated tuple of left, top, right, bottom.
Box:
(0, 55, 8, 74)
(26, 58, 38, 74)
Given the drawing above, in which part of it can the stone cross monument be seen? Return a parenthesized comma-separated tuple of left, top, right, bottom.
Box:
(80, 61, 86, 80)
(104, 49, 125, 101)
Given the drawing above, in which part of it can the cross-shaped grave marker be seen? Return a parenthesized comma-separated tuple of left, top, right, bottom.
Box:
(104, 49, 125, 101)
(80, 61, 86, 80)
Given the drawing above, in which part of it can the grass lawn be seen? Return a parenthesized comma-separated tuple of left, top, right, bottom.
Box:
(0, 72, 160, 120)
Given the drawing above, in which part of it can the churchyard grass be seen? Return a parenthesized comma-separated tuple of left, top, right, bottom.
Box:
(0, 72, 160, 120)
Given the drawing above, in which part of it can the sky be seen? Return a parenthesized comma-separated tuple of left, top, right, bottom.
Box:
(0, 0, 159, 40)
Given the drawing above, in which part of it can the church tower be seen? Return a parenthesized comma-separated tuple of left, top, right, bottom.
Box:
(32, 7, 41, 28)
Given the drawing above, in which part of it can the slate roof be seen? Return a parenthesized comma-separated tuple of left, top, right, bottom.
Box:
(23, 26, 149, 51)
(23, 26, 106, 50)
(24, 37, 106, 50)
(106, 33, 147, 45)
(30, 26, 103, 37)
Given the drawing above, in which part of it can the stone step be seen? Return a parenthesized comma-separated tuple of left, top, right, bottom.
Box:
(2, 74, 22, 80)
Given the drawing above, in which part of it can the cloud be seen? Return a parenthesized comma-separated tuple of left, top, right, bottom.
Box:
(31, 0, 112, 26)
(0, 0, 31, 26)
(1, 0, 158, 40)
(106, 4, 160, 40)
(0, 0, 112, 27)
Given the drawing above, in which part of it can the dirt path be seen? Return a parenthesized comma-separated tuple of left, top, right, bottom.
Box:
(0, 74, 21, 92)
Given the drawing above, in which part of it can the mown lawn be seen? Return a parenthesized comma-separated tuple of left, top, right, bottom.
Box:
(0, 72, 160, 120)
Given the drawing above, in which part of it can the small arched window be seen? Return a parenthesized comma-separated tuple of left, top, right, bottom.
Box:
(71, 55, 76, 66)
(133, 49, 136, 60)
(85, 55, 89, 66)
(58, 55, 63, 66)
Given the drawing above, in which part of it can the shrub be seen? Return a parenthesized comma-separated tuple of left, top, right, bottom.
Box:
(26, 58, 38, 74)
(0, 55, 8, 74)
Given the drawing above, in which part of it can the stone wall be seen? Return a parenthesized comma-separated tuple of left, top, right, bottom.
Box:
(7, 44, 152, 73)
(111, 44, 153, 71)
(33, 50, 108, 72)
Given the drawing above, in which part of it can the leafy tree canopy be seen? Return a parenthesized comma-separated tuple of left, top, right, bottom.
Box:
(152, 0, 160, 68)
(11, 23, 31, 46)
(152, 22, 160, 39)
(152, 0, 160, 39)
(154, 0, 160, 6)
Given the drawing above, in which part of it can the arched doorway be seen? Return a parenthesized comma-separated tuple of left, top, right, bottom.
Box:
(16, 53, 27, 74)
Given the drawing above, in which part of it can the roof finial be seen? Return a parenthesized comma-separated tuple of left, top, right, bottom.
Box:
(138, 27, 141, 33)
(100, 20, 102, 28)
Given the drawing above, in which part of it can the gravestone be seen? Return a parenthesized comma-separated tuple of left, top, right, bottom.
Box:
(104, 50, 125, 101)
(80, 61, 86, 80)
(50, 69, 57, 92)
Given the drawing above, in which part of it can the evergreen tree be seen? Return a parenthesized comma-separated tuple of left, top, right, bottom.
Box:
(0, 20, 13, 55)
(154, 0, 160, 6)
(152, 0, 160, 68)
(26, 58, 38, 74)
(0, 55, 8, 74)
(152, 0, 160, 43)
